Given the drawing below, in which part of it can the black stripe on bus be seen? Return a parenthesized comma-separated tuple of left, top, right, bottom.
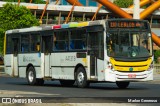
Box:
(5, 65, 11, 67)
(18, 66, 41, 67)
(51, 66, 87, 68)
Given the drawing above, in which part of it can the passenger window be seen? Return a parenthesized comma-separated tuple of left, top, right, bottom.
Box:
(53, 31, 68, 51)
(69, 29, 86, 50)
(6, 35, 12, 54)
(21, 34, 30, 53)
(30, 34, 41, 52)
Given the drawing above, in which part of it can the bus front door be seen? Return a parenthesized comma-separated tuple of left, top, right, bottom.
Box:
(12, 38, 19, 77)
(88, 34, 98, 78)
(42, 36, 51, 77)
(88, 32, 104, 80)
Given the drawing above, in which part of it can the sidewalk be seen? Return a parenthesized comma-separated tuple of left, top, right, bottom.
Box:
(0, 66, 6, 77)
(153, 69, 160, 81)
(0, 65, 4, 72)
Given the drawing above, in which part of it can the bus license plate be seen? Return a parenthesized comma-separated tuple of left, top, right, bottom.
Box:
(128, 74, 136, 78)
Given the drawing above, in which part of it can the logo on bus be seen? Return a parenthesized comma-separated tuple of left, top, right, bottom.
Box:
(129, 67, 133, 71)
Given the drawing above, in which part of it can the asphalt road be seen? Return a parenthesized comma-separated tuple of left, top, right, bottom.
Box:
(0, 73, 160, 103)
(0, 74, 160, 98)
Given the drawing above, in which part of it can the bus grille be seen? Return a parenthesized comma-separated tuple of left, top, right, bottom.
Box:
(110, 58, 152, 72)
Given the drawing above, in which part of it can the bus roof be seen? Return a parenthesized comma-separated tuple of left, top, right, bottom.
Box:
(5, 19, 148, 34)
(6, 26, 43, 34)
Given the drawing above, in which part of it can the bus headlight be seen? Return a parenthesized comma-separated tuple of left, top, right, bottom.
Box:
(107, 62, 113, 70)
(148, 62, 153, 71)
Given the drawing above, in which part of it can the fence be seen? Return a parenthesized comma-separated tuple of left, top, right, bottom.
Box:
(154, 64, 160, 74)
(153, 64, 160, 80)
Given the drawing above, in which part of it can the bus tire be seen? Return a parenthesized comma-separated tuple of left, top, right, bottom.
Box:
(60, 80, 75, 87)
(27, 66, 44, 86)
(76, 67, 89, 88)
(116, 81, 130, 89)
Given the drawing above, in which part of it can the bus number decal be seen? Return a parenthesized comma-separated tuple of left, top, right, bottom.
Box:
(65, 56, 76, 61)
(23, 56, 35, 62)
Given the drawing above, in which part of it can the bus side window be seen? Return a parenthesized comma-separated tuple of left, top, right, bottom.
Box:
(69, 29, 86, 50)
(30, 34, 41, 52)
(6, 35, 12, 54)
(36, 42, 40, 51)
(21, 44, 24, 53)
(53, 31, 68, 51)
(70, 40, 74, 49)
(53, 34, 58, 50)
(21, 34, 30, 53)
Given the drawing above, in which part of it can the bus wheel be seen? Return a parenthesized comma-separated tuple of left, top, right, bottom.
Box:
(60, 80, 75, 87)
(76, 67, 89, 88)
(27, 66, 44, 85)
(116, 81, 130, 89)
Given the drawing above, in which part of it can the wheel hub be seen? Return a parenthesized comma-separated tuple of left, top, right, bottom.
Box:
(77, 72, 84, 85)
(28, 71, 34, 82)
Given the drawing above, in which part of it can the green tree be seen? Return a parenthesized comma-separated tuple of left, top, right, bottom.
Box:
(0, 3, 40, 54)
(114, 0, 133, 8)
(154, 50, 160, 63)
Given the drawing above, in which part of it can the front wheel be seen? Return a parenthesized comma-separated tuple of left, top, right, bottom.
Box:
(116, 81, 130, 89)
(76, 67, 89, 88)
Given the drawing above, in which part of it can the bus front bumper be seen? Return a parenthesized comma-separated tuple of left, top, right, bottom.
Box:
(105, 69, 153, 82)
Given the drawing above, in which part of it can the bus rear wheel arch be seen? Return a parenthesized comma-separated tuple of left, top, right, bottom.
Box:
(75, 66, 89, 88)
(26, 66, 44, 86)
(116, 81, 130, 89)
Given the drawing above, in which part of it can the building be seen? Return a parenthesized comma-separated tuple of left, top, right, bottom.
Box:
(49, 0, 114, 6)
(0, 1, 159, 50)
(55, 0, 98, 6)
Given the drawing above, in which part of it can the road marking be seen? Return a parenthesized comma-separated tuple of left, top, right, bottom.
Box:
(0, 90, 60, 96)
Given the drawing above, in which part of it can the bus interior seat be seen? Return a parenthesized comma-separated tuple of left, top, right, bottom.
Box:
(70, 40, 75, 49)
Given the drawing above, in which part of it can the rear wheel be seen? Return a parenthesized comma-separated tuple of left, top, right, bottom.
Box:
(27, 66, 44, 85)
(60, 80, 75, 87)
(76, 67, 89, 88)
(116, 81, 130, 89)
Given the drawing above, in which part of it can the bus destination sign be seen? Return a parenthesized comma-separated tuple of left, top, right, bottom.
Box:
(108, 21, 147, 29)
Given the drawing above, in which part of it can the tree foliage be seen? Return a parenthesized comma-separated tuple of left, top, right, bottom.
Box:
(0, 3, 40, 54)
(154, 50, 160, 63)
(114, 0, 133, 8)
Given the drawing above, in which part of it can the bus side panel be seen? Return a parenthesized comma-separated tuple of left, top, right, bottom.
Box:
(19, 67, 27, 78)
(4, 54, 13, 76)
(35, 67, 42, 78)
(18, 53, 42, 78)
(50, 53, 87, 80)
(52, 67, 75, 79)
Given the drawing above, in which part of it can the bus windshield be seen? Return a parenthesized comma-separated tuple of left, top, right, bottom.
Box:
(106, 30, 153, 58)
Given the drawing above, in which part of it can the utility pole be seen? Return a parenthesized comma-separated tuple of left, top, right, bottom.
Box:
(133, 0, 140, 46)
(86, 0, 89, 6)
(133, 0, 140, 19)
